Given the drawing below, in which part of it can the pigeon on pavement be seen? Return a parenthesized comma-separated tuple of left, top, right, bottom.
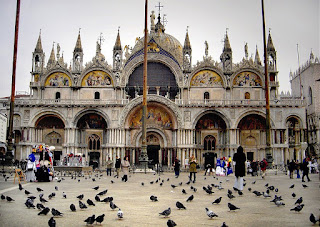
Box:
(167, 219, 177, 227)
(38, 207, 50, 215)
(6, 196, 14, 202)
(205, 207, 218, 218)
(186, 195, 194, 202)
(70, 203, 76, 212)
(290, 204, 304, 212)
(159, 207, 171, 217)
(309, 213, 319, 225)
(117, 208, 123, 219)
(228, 203, 240, 211)
(150, 195, 158, 202)
(79, 200, 88, 209)
(95, 214, 105, 225)
(212, 197, 222, 204)
(87, 199, 95, 206)
(176, 201, 186, 210)
(51, 208, 63, 217)
(48, 217, 56, 227)
(84, 215, 95, 225)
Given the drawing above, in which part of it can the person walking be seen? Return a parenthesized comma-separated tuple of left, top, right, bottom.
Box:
(233, 146, 246, 191)
(189, 155, 197, 183)
(115, 156, 121, 178)
(288, 160, 296, 179)
(301, 157, 311, 182)
(106, 156, 113, 176)
(260, 158, 268, 179)
(173, 158, 180, 178)
(121, 156, 130, 182)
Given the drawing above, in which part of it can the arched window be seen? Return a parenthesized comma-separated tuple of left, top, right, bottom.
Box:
(88, 134, 100, 150)
(204, 92, 210, 100)
(204, 135, 216, 150)
(308, 87, 313, 105)
(245, 92, 250, 99)
(94, 92, 100, 100)
(55, 92, 61, 100)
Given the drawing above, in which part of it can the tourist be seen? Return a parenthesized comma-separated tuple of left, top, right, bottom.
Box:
(301, 157, 311, 182)
(296, 160, 301, 179)
(121, 156, 130, 182)
(189, 155, 197, 183)
(204, 163, 212, 176)
(173, 158, 180, 178)
(288, 160, 296, 179)
(233, 146, 246, 191)
(26, 153, 36, 182)
(106, 156, 113, 176)
(260, 158, 268, 179)
(226, 156, 233, 176)
(115, 156, 121, 178)
(251, 160, 258, 176)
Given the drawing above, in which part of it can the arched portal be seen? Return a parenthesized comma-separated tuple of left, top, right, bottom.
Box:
(238, 114, 266, 161)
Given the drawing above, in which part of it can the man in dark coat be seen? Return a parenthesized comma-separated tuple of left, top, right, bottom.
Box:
(233, 146, 246, 191)
(115, 156, 121, 178)
(301, 158, 311, 182)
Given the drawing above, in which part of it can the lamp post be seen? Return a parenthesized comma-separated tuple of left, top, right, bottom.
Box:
(139, 0, 149, 171)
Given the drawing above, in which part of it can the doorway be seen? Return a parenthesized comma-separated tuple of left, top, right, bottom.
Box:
(147, 145, 160, 166)
(89, 152, 100, 169)
(247, 152, 253, 162)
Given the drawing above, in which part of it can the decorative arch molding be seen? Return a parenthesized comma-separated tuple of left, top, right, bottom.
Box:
(79, 67, 115, 87)
(119, 95, 182, 129)
(234, 110, 275, 129)
(285, 114, 304, 128)
(231, 68, 264, 88)
(188, 67, 226, 88)
(133, 127, 169, 148)
(42, 69, 73, 87)
(192, 109, 231, 129)
(30, 110, 67, 128)
(121, 53, 184, 87)
(72, 109, 111, 129)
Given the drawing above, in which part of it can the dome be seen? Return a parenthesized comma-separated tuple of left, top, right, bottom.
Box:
(131, 31, 183, 66)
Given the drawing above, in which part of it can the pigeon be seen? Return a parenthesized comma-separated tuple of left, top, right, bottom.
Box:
(6, 196, 14, 202)
(176, 201, 186, 210)
(228, 203, 240, 211)
(150, 181, 154, 184)
(267, 185, 275, 191)
(95, 214, 105, 225)
(292, 193, 296, 198)
(95, 195, 101, 202)
(84, 215, 95, 225)
(221, 222, 229, 227)
(253, 191, 262, 197)
(110, 201, 118, 210)
(141, 182, 144, 186)
(93, 186, 99, 190)
(54, 186, 58, 191)
(38, 207, 50, 215)
(289, 184, 295, 189)
(294, 197, 303, 205)
(186, 195, 194, 202)
(160, 183, 163, 186)
(265, 183, 269, 187)
(79, 200, 88, 209)
(62, 192, 66, 199)
(117, 208, 123, 219)
(100, 197, 113, 203)
(28, 195, 36, 200)
(36, 187, 43, 192)
(159, 207, 171, 217)
(1, 194, 5, 200)
(167, 219, 177, 227)
(212, 197, 222, 204)
(25, 199, 35, 209)
(48, 217, 56, 227)
(309, 213, 319, 225)
(290, 204, 304, 212)
(205, 207, 218, 218)
(76, 194, 84, 200)
(227, 193, 235, 199)
(171, 184, 177, 189)
(228, 189, 233, 195)
(275, 200, 285, 207)
(87, 199, 95, 206)
(238, 190, 243, 196)
(36, 203, 45, 210)
(302, 184, 308, 188)
(70, 203, 76, 212)
(275, 188, 279, 193)
(19, 183, 23, 190)
(263, 191, 271, 198)
(182, 189, 187, 194)
(150, 195, 158, 202)
(252, 180, 256, 184)
(248, 188, 252, 192)
(51, 208, 63, 216)
(40, 196, 48, 203)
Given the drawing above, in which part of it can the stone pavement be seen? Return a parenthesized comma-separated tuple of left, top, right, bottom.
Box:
(0, 168, 319, 227)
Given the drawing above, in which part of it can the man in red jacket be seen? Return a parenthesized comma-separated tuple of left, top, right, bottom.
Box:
(260, 158, 268, 179)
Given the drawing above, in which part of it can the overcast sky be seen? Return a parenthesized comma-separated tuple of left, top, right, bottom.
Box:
(0, 0, 319, 98)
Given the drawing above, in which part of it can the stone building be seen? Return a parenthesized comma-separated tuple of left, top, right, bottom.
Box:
(290, 51, 320, 158)
(0, 13, 308, 169)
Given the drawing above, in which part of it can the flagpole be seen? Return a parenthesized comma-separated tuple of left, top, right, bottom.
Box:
(7, 0, 21, 159)
(139, 0, 149, 171)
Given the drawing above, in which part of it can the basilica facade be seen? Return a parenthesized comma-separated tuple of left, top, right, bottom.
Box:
(2, 13, 308, 169)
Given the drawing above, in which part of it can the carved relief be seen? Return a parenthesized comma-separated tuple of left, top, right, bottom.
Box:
(184, 111, 191, 122)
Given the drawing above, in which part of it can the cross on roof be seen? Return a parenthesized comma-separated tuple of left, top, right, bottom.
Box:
(155, 2, 163, 15)
(98, 33, 105, 46)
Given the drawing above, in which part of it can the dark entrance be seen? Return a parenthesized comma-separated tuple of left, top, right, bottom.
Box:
(203, 152, 217, 168)
(53, 151, 62, 166)
(147, 145, 160, 166)
(89, 152, 100, 169)
(247, 152, 254, 162)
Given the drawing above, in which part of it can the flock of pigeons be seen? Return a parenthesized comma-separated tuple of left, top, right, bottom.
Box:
(0, 170, 319, 226)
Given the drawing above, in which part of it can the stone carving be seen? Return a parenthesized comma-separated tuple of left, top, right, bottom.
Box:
(184, 111, 191, 122)
(204, 41, 209, 57)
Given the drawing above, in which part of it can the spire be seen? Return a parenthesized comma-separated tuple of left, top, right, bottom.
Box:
(47, 43, 56, 66)
(35, 31, 43, 52)
(223, 30, 232, 52)
(74, 29, 83, 53)
(155, 13, 165, 33)
(255, 45, 262, 65)
(183, 28, 191, 50)
(267, 30, 275, 52)
(114, 27, 122, 50)
(310, 49, 314, 61)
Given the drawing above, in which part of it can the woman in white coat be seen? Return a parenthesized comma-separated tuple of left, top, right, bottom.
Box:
(121, 156, 130, 182)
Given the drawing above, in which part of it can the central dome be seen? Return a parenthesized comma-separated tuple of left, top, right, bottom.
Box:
(131, 31, 183, 66)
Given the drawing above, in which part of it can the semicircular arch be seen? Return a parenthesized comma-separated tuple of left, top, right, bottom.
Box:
(73, 109, 111, 129)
